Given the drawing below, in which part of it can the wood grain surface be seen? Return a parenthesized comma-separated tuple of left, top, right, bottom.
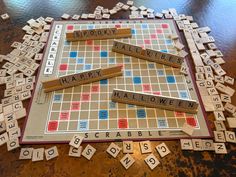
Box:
(0, 0, 236, 177)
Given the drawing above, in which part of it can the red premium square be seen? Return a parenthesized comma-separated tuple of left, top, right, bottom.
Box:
(144, 39, 151, 44)
(142, 84, 151, 92)
(115, 24, 121, 28)
(91, 85, 99, 92)
(156, 29, 163, 34)
(47, 121, 58, 131)
(59, 64, 68, 71)
(186, 117, 197, 127)
(118, 118, 128, 129)
(67, 25, 74, 30)
(94, 46, 100, 51)
(151, 34, 157, 39)
(71, 102, 80, 110)
(162, 23, 169, 29)
(175, 112, 185, 117)
(60, 112, 70, 120)
(81, 93, 90, 101)
(86, 40, 93, 45)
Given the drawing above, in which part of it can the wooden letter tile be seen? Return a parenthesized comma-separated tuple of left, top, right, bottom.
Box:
(7, 138, 20, 151)
(106, 142, 121, 158)
(69, 146, 82, 157)
(32, 148, 44, 162)
(45, 146, 59, 160)
(225, 131, 236, 143)
(144, 153, 160, 170)
(0, 132, 9, 146)
(6, 120, 18, 132)
(180, 139, 193, 150)
(220, 94, 231, 103)
(214, 120, 226, 131)
(214, 131, 226, 142)
(226, 117, 236, 128)
(0, 121, 6, 133)
(140, 141, 152, 154)
(213, 111, 225, 121)
(181, 122, 194, 136)
(224, 102, 236, 114)
(69, 134, 84, 148)
(202, 139, 214, 151)
(120, 154, 135, 170)
(8, 127, 21, 140)
(156, 142, 170, 157)
(123, 141, 134, 154)
(214, 143, 227, 154)
(19, 148, 33, 160)
(224, 76, 234, 85)
(192, 139, 203, 151)
(81, 144, 96, 160)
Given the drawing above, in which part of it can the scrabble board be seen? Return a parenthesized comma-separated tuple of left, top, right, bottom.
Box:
(21, 20, 211, 144)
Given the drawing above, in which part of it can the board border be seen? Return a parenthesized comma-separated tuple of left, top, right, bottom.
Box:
(20, 19, 213, 144)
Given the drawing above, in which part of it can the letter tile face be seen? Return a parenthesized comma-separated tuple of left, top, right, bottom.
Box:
(69, 146, 83, 157)
(214, 143, 227, 154)
(214, 131, 226, 142)
(139, 141, 152, 154)
(106, 142, 121, 158)
(144, 153, 160, 170)
(120, 154, 135, 170)
(123, 141, 134, 154)
(45, 146, 59, 161)
(225, 131, 236, 143)
(69, 134, 84, 148)
(111, 89, 198, 113)
(82, 144, 96, 160)
(156, 143, 170, 157)
(192, 139, 203, 151)
(0, 132, 9, 146)
(19, 148, 33, 160)
(202, 140, 215, 151)
(180, 139, 193, 150)
(7, 138, 20, 151)
(32, 148, 45, 162)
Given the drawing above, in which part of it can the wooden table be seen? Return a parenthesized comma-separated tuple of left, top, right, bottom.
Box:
(0, 0, 236, 176)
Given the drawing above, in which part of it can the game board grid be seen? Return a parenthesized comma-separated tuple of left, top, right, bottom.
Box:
(45, 22, 199, 134)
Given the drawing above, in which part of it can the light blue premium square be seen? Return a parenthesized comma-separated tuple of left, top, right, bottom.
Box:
(157, 119, 168, 128)
(54, 94, 62, 101)
(148, 63, 155, 69)
(125, 70, 132, 77)
(78, 120, 88, 131)
(157, 69, 164, 76)
(109, 58, 115, 64)
(179, 91, 189, 99)
(77, 58, 84, 64)
(84, 64, 91, 70)
(142, 24, 148, 29)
